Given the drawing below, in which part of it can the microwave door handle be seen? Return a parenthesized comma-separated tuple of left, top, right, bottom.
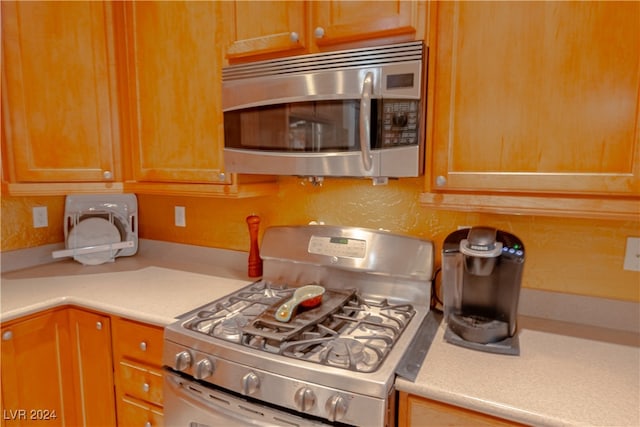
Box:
(359, 71, 373, 171)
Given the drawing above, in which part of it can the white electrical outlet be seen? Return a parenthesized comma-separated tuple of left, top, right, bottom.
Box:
(623, 237, 640, 272)
(175, 206, 186, 227)
(32, 206, 48, 228)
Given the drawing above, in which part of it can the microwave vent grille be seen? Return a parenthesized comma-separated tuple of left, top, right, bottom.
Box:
(223, 41, 424, 81)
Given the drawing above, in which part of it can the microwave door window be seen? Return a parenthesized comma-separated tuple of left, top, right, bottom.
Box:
(224, 100, 368, 152)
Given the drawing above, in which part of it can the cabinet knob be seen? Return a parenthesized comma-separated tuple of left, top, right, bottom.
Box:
(96, 321, 103, 330)
(218, 172, 226, 181)
(139, 341, 147, 352)
(142, 383, 150, 393)
(144, 422, 152, 427)
(314, 27, 325, 39)
(436, 175, 447, 187)
(290, 32, 299, 43)
(2, 331, 13, 341)
(103, 170, 113, 180)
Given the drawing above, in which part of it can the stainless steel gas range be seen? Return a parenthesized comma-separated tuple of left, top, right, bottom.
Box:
(163, 225, 435, 426)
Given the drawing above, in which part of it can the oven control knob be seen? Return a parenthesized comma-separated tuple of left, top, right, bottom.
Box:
(174, 350, 192, 371)
(242, 372, 260, 396)
(325, 394, 348, 422)
(194, 358, 214, 380)
(294, 387, 316, 412)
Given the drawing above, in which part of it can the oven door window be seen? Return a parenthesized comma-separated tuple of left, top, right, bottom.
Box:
(224, 100, 377, 152)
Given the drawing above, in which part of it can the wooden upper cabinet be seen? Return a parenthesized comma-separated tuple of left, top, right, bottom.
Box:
(428, 1, 640, 197)
(223, 0, 424, 62)
(1, 1, 122, 194)
(310, 0, 417, 47)
(225, 1, 307, 60)
(118, 1, 226, 185)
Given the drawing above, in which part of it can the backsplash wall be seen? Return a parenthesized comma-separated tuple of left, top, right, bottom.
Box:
(2, 177, 639, 302)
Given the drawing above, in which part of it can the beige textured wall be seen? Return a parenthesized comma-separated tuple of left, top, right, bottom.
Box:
(2, 177, 639, 302)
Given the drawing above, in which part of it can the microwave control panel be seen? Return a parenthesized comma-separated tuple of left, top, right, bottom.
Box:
(380, 100, 420, 147)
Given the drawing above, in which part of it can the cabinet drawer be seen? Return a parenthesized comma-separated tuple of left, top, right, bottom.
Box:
(119, 396, 164, 427)
(119, 360, 164, 406)
(113, 318, 164, 366)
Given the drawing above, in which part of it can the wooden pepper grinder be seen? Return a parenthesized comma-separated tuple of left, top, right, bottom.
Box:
(246, 214, 263, 278)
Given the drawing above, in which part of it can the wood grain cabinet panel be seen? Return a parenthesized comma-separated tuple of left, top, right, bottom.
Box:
(1, 1, 122, 195)
(223, 0, 425, 61)
(116, 2, 277, 197)
(427, 1, 640, 197)
(397, 392, 525, 427)
(118, 1, 225, 185)
(111, 317, 165, 426)
(225, 1, 307, 59)
(0, 308, 117, 427)
(67, 309, 117, 427)
(0, 310, 75, 426)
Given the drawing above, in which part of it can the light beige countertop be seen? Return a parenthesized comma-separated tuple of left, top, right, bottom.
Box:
(396, 315, 640, 427)
(1, 265, 248, 326)
(2, 240, 639, 426)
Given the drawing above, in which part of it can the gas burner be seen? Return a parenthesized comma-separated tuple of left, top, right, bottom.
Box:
(324, 338, 367, 368)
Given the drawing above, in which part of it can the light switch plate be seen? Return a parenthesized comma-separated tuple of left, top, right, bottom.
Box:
(623, 237, 640, 272)
(32, 206, 48, 228)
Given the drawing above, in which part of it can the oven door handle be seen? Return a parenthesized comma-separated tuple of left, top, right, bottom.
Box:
(359, 71, 374, 172)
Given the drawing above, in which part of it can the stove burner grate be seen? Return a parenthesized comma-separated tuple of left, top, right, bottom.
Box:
(182, 282, 416, 373)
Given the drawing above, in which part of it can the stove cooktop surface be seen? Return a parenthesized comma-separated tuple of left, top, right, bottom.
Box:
(180, 280, 416, 374)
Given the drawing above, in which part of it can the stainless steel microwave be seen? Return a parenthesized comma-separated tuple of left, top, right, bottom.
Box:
(222, 41, 426, 184)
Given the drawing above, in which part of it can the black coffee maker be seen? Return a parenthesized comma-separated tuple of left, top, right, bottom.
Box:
(441, 226, 525, 355)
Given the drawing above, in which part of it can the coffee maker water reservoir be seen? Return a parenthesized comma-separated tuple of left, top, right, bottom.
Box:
(441, 226, 525, 355)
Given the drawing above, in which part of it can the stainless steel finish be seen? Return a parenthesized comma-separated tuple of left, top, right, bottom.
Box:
(102, 170, 112, 180)
(325, 394, 348, 422)
(436, 175, 447, 186)
(142, 383, 150, 393)
(2, 331, 12, 341)
(360, 71, 374, 171)
(164, 370, 331, 427)
(241, 372, 260, 396)
(224, 145, 421, 178)
(290, 31, 299, 42)
(395, 312, 441, 382)
(314, 26, 325, 39)
(163, 225, 434, 427)
(295, 387, 317, 412)
(194, 358, 214, 380)
(174, 350, 192, 371)
(96, 321, 102, 330)
(139, 341, 147, 352)
(222, 42, 425, 182)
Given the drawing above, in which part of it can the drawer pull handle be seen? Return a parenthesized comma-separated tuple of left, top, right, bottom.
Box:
(139, 341, 147, 351)
(142, 383, 150, 393)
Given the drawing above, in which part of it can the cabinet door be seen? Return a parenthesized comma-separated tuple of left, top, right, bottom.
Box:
(68, 309, 116, 426)
(119, 1, 228, 185)
(430, 1, 640, 196)
(224, 1, 306, 60)
(1, 1, 120, 186)
(1, 311, 75, 426)
(397, 392, 524, 427)
(311, 1, 418, 47)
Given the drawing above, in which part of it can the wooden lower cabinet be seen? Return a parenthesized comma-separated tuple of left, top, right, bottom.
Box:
(0, 308, 116, 427)
(112, 318, 165, 427)
(397, 392, 525, 427)
(119, 397, 163, 427)
(1, 310, 75, 427)
(67, 309, 117, 426)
